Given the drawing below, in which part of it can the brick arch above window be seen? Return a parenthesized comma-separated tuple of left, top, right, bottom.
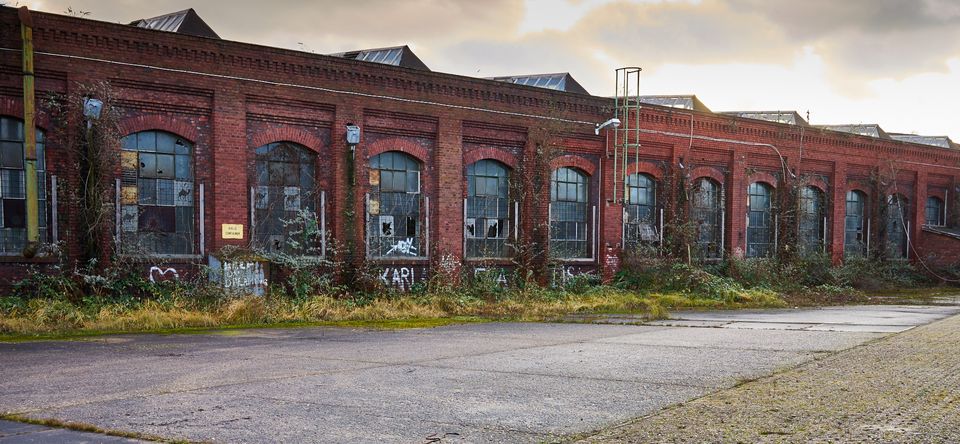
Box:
(463, 147, 518, 170)
(250, 128, 325, 153)
(118, 115, 199, 144)
(624, 161, 664, 180)
(366, 137, 429, 163)
(800, 177, 829, 194)
(0, 98, 51, 130)
(846, 180, 872, 197)
(747, 171, 779, 189)
(550, 154, 596, 176)
(926, 187, 947, 200)
(688, 166, 725, 185)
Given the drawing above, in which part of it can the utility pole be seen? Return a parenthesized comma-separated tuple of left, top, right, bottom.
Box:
(19, 7, 39, 258)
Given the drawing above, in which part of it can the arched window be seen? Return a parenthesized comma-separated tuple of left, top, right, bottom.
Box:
(886, 194, 909, 259)
(465, 159, 510, 258)
(253, 142, 318, 254)
(690, 178, 722, 259)
(119, 130, 194, 255)
(550, 167, 589, 259)
(798, 186, 826, 255)
(925, 196, 945, 226)
(746, 182, 775, 258)
(844, 190, 867, 258)
(624, 173, 657, 250)
(368, 151, 422, 257)
(0, 116, 46, 254)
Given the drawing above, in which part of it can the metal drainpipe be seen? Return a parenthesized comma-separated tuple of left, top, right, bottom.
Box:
(19, 7, 39, 257)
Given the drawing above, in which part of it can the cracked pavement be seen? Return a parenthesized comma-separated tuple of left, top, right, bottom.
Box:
(1, 304, 958, 443)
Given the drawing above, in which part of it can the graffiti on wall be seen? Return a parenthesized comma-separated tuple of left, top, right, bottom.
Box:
(148, 266, 180, 283)
(551, 265, 597, 287)
(473, 267, 509, 286)
(208, 256, 268, 296)
(385, 238, 418, 256)
(379, 266, 417, 291)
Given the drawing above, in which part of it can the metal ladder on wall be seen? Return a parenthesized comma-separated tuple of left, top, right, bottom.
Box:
(611, 67, 642, 204)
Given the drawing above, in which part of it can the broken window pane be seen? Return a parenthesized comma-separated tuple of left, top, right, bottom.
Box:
(138, 206, 176, 232)
(379, 215, 394, 236)
(3, 199, 25, 229)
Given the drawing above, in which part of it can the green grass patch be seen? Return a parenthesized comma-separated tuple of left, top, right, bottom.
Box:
(0, 413, 183, 443)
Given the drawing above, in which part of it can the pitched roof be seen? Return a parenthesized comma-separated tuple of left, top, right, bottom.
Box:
(888, 133, 956, 150)
(637, 95, 712, 113)
(487, 73, 589, 95)
(130, 8, 220, 39)
(721, 110, 808, 126)
(329, 45, 430, 71)
(816, 124, 890, 139)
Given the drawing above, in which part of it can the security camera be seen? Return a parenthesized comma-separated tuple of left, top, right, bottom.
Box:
(595, 118, 621, 135)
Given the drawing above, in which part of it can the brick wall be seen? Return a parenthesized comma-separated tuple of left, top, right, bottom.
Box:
(0, 7, 958, 290)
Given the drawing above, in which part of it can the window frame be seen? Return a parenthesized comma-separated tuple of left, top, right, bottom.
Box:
(797, 186, 826, 255)
(549, 166, 591, 260)
(367, 151, 426, 259)
(252, 141, 321, 256)
(118, 130, 197, 258)
(0, 116, 47, 256)
(844, 190, 868, 258)
(464, 159, 512, 259)
(690, 177, 724, 260)
(746, 182, 775, 258)
(623, 173, 659, 251)
(925, 196, 945, 227)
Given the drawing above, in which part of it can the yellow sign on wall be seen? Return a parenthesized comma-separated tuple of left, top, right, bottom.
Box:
(222, 224, 244, 239)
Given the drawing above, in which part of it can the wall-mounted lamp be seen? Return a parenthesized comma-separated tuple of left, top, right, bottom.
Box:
(83, 97, 103, 129)
(594, 118, 621, 135)
(346, 124, 361, 145)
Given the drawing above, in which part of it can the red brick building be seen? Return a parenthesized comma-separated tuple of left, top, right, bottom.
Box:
(0, 7, 958, 289)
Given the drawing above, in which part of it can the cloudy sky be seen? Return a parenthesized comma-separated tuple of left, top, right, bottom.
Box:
(17, 0, 960, 140)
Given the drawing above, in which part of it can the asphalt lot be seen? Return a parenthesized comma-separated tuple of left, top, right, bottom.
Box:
(1, 304, 958, 443)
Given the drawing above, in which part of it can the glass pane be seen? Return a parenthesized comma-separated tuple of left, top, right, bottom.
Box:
(137, 131, 157, 151)
(0, 142, 23, 168)
(175, 155, 192, 180)
(139, 153, 157, 178)
(156, 132, 177, 153)
(156, 154, 175, 179)
(2, 199, 25, 228)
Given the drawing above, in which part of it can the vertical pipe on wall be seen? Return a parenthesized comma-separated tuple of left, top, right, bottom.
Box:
(321, 190, 326, 258)
(621, 208, 626, 250)
(592, 205, 598, 260)
(425, 196, 430, 259)
(114, 178, 121, 251)
(364, 193, 370, 258)
(199, 183, 205, 256)
(51, 175, 58, 245)
(720, 210, 726, 258)
(823, 216, 828, 254)
(462, 198, 467, 259)
(659, 208, 664, 246)
(514, 201, 519, 241)
(249, 186, 255, 241)
(19, 7, 39, 256)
